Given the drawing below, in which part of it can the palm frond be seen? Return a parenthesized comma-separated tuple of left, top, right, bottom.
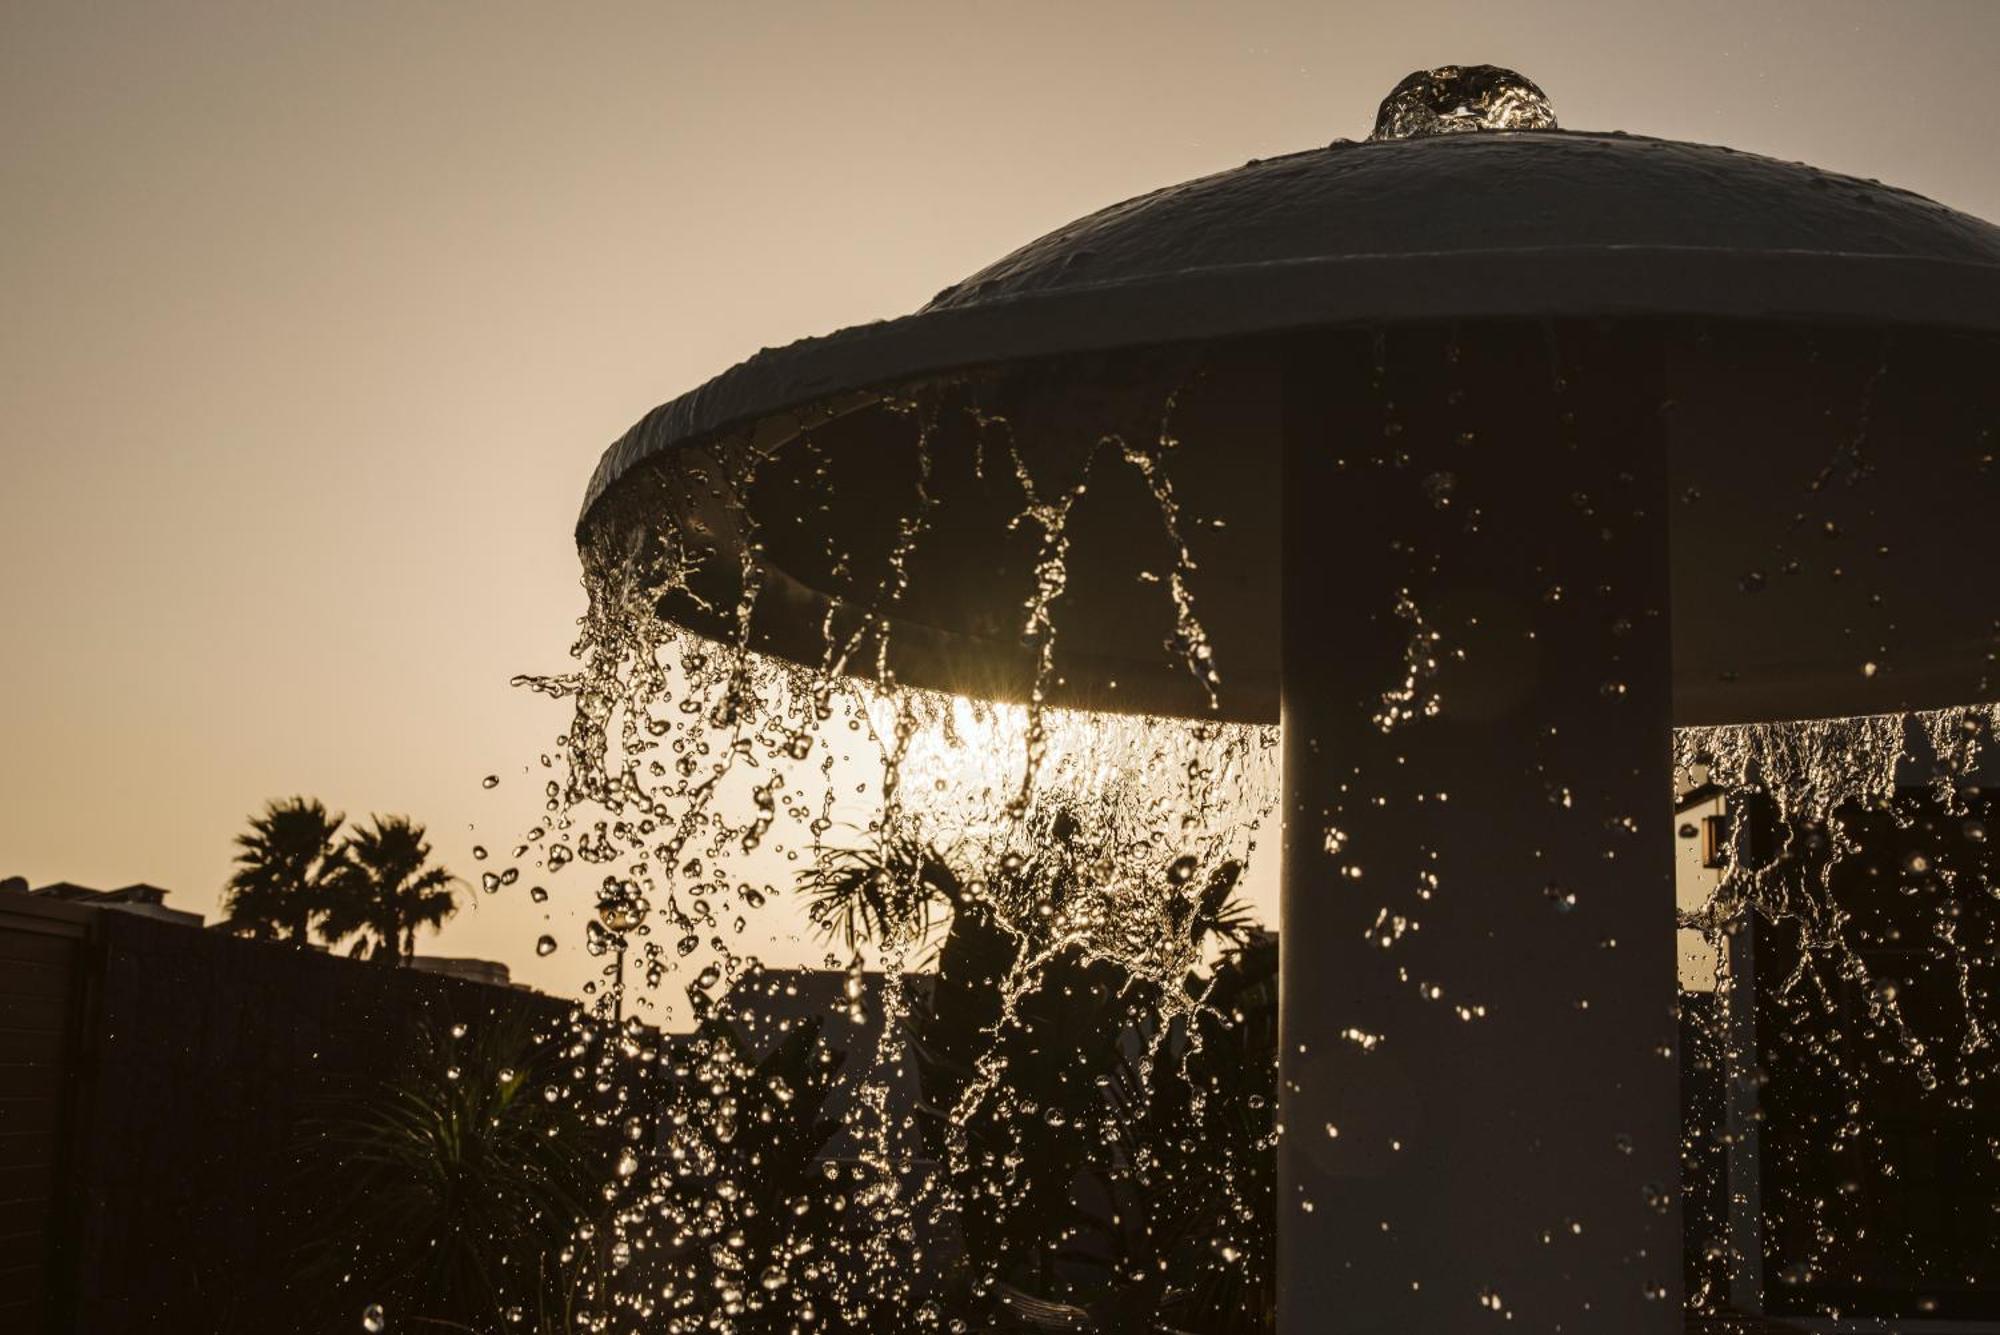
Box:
(797, 836, 958, 950)
(220, 797, 347, 943)
(319, 814, 461, 962)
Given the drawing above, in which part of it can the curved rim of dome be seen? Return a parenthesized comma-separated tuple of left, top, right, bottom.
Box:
(581, 243, 2000, 528)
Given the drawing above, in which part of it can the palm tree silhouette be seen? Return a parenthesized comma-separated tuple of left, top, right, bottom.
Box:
(222, 797, 348, 945)
(321, 816, 461, 963)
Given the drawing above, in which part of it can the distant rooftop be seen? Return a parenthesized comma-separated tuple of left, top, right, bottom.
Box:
(407, 955, 515, 988)
(19, 879, 203, 927)
(35, 881, 173, 905)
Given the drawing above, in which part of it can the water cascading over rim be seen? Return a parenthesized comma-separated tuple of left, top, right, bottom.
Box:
(579, 65, 2000, 1332)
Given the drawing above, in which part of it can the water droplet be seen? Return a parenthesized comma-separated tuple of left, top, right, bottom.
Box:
(362, 1305, 386, 1332)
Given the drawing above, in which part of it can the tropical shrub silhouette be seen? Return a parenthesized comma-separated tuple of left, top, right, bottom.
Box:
(297, 1008, 611, 1334)
(1103, 935, 1278, 1335)
(800, 806, 1276, 1333)
(619, 1012, 893, 1331)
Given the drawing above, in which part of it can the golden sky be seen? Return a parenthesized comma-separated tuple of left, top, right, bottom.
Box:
(4, 0, 1997, 999)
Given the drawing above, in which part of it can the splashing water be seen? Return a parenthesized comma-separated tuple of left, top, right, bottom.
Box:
(501, 371, 1281, 1331)
(1675, 701, 2000, 1317)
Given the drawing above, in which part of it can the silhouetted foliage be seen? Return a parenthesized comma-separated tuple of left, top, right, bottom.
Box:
(800, 807, 1277, 1333)
(801, 839, 953, 952)
(221, 797, 347, 944)
(627, 1014, 892, 1330)
(296, 1010, 611, 1334)
(321, 815, 461, 963)
(1111, 936, 1278, 1335)
(288, 809, 1271, 1332)
(1718, 787, 2000, 1318)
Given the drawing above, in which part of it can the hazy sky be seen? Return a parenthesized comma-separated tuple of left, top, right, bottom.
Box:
(5, 0, 1998, 998)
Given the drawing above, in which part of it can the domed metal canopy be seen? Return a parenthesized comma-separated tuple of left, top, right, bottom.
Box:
(586, 82, 2000, 512)
(582, 69, 2000, 725)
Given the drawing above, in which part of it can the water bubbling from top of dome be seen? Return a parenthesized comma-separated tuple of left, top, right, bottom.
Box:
(1369, 65, 1559, 141)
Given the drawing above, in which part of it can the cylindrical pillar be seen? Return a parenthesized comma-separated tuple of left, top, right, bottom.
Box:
(1277, 325, 1682, 1331)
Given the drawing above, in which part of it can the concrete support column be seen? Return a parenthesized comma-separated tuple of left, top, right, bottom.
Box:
(1276, 325, 1682, 1332)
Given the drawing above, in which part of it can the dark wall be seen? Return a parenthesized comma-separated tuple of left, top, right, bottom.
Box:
(0, 893, 93, 1335)
(52, 911, 562, 1333)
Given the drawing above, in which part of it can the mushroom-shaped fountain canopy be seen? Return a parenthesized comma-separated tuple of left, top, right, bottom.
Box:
(583, 67, 2000, 725)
